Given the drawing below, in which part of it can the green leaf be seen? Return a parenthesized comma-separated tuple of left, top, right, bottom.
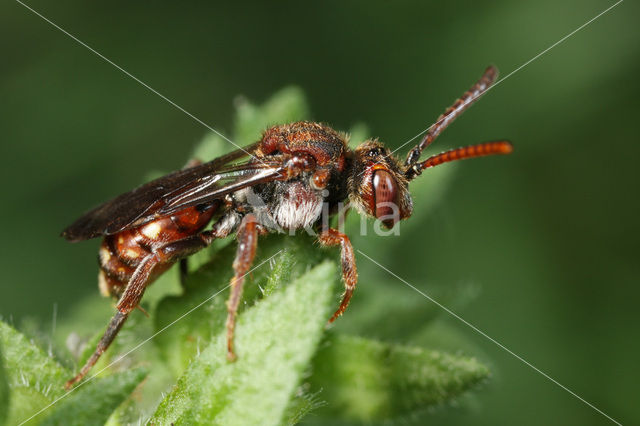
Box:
(233, 86, 309, 145)
(282, 389, 326, 426)
(346, 122, 370, 149)
(0, 321, 148, 426)
(67, 309, 170, 425)
(151, 260, 339, 425)
(152, 238, 247, 377)
(331, 283, 443, 342)
(41, 368, 147, 426)
(333, 279, 482, 346)
(191, 86, 310, 180)
(189, 133, 236, 167)
(0, 343, 9, 426)
(308, 334, 490, 422)
(0, 321, 68, 425)
(153, 232, 329, 377)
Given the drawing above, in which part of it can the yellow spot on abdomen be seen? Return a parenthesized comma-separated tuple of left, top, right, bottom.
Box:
(99, 246, 112, 264)
(98, 271, 111, 297)
(141, 222, 162, 239)
(125, 248, 140, 259)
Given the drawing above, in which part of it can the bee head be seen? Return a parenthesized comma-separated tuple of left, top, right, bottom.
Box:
(349, 140, 413, 228)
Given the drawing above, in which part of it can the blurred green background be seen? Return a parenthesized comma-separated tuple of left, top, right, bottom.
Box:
(1, 1, 638, 424)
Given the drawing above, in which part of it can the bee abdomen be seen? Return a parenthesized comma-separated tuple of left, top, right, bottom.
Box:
(98, 232, 143, 298)
(96, 205, 217, 298)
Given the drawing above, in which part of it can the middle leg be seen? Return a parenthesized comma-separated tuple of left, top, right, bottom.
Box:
(226, 214, 259, 361)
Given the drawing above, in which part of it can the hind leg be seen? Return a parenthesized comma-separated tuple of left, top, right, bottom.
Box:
(66, 231, 216, 389)
(65, 254, 158, 389)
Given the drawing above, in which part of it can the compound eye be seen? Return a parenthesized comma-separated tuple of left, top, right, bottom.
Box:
(372, 170, 398, 227)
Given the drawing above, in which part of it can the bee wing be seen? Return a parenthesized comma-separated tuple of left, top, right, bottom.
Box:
(61, 143, 283, 241)
(156, 165, 283, 217)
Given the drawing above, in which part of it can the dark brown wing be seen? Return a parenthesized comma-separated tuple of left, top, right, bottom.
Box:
(61, 143, 282, 242)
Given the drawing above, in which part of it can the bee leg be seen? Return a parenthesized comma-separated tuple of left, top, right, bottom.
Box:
(65, 310, 129, 390)
(226, 214, 259, 362)
(161, 232, 220, 289)
(179, 258, 189, 286)
(65, 253, 159, 389)
(318, 229, 358, 323)
(66, 232, 216, 389)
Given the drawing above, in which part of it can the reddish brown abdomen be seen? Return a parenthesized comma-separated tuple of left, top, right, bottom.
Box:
(98, 205, 217, 298)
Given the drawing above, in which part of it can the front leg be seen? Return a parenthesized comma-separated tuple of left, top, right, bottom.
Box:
(318, 229, 358, 323)
(226, 214, 259, 361)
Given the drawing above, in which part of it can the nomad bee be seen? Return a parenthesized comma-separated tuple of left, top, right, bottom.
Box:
(62, 66, 512, 388)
